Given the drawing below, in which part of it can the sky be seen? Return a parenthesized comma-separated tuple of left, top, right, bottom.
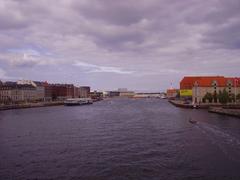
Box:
(0, 0, 240, 91)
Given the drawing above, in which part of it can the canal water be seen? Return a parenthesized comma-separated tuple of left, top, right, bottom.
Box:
(0, 98, 240, 180)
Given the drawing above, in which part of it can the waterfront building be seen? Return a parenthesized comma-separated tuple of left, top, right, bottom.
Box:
(78, 86, 90, 98)
(43, 82, 53, 101)
(0, 80, 91, 103)
(180, 76, 240, 103)
(118, 88, 128, 92)
(119, 91, 135, 98)
(108, 91, 120, 97)
(51, 84, 74, 100)
(0, 83, 37, 104)
(90, 91, 103, 101)
(33, 81, 45, 101)
(133, 93, 163, 98)
(16, 80, 45, 101)
(73, 86, 79, 98)
(166, 89, 179, 99)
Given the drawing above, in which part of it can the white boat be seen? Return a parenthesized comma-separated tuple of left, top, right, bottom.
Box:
(64, 98, 93, 106)
(160, 95, 167, 99)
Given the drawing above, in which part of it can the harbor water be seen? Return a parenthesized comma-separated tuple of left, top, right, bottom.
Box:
(1, 98, 240, 179)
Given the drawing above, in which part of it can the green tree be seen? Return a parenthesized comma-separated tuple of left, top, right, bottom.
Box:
(218, 89, 229, 104)
(237, 93, 240, 100)
(236, 93, 240, 102)
(203, 92, 213, 103)
(213, 91, 218, 103)
(202, 98, 206, 103)
(228, 93, 234, 103)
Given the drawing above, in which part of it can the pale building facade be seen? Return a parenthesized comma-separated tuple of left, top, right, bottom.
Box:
(191, 77, 240, 104)
(78, 86, 90, 98)
(0, 84, 37, 104)
(119, 91, 135, 98)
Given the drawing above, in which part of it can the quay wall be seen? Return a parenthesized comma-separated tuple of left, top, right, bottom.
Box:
(209, 107, 240, 118)
(0, 101, 64, 111)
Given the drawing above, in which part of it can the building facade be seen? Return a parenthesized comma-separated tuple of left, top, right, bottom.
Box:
(33, 81, 45, 101)
(180, 76, 240, 104)
(51, 84, 74, 100)
(119, 91, 135, 98)
(90, 91, 103, 101)
(108, 91, 120, 97)
(43, 82, 53, 101)
(0, 83, 37, 104)
(79, 86, 90, 98)
(166, 89, 178, 99)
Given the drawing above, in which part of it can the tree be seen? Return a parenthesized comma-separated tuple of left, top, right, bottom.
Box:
(213, 91, 218, 103)
(237, 93, 240, 102)
(202, 98, 206, 103)
(218, 89, 229, 104)
(203, 92, 213, 103)
(237, 93, 240, 100)
(228, 93, 234, 103)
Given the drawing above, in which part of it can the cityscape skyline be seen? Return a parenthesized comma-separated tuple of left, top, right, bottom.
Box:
(0, 0, 240, 91)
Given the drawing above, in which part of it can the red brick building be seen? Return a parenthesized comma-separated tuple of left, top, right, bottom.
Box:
(166, 89, 178, 99)
(43, 83, 74, 101)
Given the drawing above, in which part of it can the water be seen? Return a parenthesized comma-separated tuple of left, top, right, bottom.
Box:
(0, 98, 240, 180)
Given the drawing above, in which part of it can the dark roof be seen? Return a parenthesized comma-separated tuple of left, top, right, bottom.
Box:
(49, 83, 74, 87)
(33, 81, 45, 86)
(0, 83, 36, 89)
(4, 81, 17, 86)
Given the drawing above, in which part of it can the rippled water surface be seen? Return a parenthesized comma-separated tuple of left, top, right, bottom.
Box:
(1, 98, 240, 180)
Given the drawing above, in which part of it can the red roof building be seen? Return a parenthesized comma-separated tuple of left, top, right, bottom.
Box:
(180, 76, 240, 89)
(180, 76, 240, 103)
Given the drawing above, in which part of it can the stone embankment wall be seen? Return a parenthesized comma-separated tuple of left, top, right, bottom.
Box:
(209, 107, 240, 118)
(0, 101, 64, 111)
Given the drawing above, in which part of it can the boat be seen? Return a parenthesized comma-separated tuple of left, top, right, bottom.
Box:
(189, 118, 198, 124)
(64, 98, 93, 106)
(160, 95, 167, 99)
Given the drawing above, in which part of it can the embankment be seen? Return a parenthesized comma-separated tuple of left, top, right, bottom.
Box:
(0, 101, 64, 111)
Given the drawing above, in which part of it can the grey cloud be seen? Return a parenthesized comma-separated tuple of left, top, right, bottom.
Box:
(203, 19, 240, 49)
(74, 61, 134, 74)
(0, 0, 240, 90)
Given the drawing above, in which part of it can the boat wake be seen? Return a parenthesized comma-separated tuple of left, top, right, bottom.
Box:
(196, 122, 240, 163)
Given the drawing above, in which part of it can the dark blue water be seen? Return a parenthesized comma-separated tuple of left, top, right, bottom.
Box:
(1, 98, 240, 180)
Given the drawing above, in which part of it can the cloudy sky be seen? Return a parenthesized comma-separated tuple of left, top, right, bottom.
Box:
(0, 0, 240, 91)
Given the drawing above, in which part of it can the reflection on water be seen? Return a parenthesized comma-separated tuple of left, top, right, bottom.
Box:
(0, 98, 240, 180)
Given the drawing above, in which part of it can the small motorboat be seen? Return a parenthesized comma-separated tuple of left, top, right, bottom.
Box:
(189, 118, 198, 124)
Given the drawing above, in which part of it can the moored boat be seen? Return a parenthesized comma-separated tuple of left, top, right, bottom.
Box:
(64, 98, 93, 106)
